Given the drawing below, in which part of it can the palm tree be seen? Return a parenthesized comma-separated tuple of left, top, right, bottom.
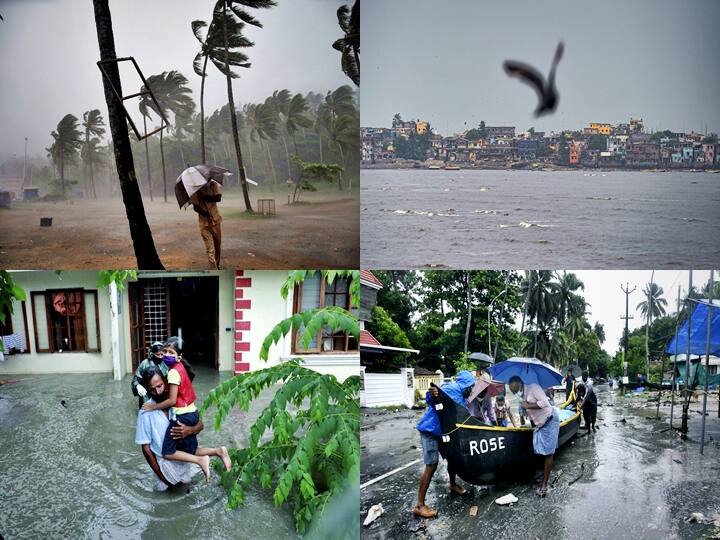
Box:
(93, 0, 163, 268)
(244, 102, 279, 187)
(555, 271, 586, 327)
(81, 109, 105, 198)
(173, 112, 194, 167)
(520, 270, 560, 357)
(268, 89, 292, 177)
(140, 71, 196, 202)
(48, 114, 82, 199)
(637, 282, 667, 321)
(332, 0, 359, 86)
(285, 93, 313, 161)
(317, 85, 357, 189)
(80, 137, 105, 198)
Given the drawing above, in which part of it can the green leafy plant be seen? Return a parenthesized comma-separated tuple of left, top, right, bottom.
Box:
(290, 156, 343, 202)
(200, 270, 360, 535)
(97, 270, 138, 291)
(453, 351, 477, 373)
(0, 271, 27, 353)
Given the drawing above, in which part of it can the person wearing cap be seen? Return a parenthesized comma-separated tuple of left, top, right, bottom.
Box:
(413, 370, 476, 519)
(131, 341, 170, 409)
(192, 180, 223, 270)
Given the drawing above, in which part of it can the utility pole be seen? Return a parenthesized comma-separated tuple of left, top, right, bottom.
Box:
(668, 285, 681, 425)
(620, 283, 636, 395)
(700, 270, 714, 454)
(645, 270, 655, 383)
(681, 270, 693, 440)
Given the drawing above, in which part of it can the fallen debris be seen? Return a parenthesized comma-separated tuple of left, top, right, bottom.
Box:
(363, 504, 384, 527)
(495, 493, 518, 506)
(469, 506, 478, 516)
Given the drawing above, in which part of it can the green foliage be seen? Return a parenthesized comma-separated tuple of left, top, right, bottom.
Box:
(588, 134, 608, 151)
(202, 269, 360, 534)
(453, 351, 477, 373)
(200, 360, 359, 535)
(394, 127, 432, 161)
(0, 272, 26, 353)
(97, 270, 138, 291)
(366, 306, 412, 368)
(290, 156, 344, 202)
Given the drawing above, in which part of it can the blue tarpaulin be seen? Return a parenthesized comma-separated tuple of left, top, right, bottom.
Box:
(666, 300, 720, 357)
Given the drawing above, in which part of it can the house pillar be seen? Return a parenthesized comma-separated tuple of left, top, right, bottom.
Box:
(109, 282, 124, 381)
(234, 270, 252, 374)
(400, 367, 415, 408)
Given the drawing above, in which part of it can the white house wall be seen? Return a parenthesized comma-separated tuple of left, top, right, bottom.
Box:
(0, 271, 113, 375)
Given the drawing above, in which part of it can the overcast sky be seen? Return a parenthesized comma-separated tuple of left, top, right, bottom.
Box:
(0, 0, 348, 157)
(362, 0, 720, 136)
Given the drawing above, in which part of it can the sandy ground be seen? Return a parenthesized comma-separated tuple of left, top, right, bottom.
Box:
(0, 188, 359, 269)
(361, 386, 720, 539)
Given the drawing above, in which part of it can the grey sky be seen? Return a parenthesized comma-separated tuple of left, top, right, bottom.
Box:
(0, 0, 348, 157)
(362, 0, 720, 137)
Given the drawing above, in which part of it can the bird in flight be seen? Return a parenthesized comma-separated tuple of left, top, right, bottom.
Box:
(503, 41, 564, 117)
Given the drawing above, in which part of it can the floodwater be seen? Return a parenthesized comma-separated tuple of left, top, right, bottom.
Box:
(360, 385, 720, 539)
(0, 367, 298, 539)
(360, 169, 720, 268)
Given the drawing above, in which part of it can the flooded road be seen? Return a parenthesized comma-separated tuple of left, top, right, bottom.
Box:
(0, 368, 297, 539)
(360, 385, 720, 539)
(361, 169, 720, 269)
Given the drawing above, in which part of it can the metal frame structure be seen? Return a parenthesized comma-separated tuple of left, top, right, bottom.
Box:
(96, 56, 169, 141)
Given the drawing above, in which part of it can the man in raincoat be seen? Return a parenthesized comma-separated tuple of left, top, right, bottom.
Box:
(192, 181, 222, 269)
(413, 370, 476, 518)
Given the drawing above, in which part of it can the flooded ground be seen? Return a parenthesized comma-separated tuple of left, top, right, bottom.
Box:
(361, 169, 720, 269)
(0, 189, 359, 270)
(0, 367, 298, 539)
(360, 385, 720, 539)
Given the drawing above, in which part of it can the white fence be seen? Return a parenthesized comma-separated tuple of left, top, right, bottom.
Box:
(414, 371, 444, 393)
(360, 367, 415, 408)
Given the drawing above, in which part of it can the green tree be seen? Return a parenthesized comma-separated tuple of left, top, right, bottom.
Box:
(290, 157, 342, 202)
(81, 109, 106, 198)
(0, 271, 27, 352)
(47, 114, 82, 198)
(317, 85, 358, 190)
(285, 93, 313, 159)
(200, 270, 359, 535)
(588, 134, 608, 151)
(367, 305, 412, 367)
(332, 1, 359, 86)
(140, 71, 196, 202)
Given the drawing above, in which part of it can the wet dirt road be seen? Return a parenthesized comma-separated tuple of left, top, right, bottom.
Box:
(360, 386, 720, 539)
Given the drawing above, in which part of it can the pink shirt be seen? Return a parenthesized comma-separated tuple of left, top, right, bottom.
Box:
(524, 383, 553, 427)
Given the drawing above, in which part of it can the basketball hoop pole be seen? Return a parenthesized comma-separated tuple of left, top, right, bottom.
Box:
(96, 56, 169, 141)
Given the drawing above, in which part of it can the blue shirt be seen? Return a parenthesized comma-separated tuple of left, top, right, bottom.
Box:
(135, 399, 169, 457)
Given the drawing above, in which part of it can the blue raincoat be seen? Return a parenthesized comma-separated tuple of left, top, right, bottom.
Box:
(416, 370, 476, 437)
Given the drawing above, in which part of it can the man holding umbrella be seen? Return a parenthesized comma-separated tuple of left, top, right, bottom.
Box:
(175, 165, 229, 269)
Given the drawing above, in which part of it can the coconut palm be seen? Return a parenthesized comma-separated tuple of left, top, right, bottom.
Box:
(81, 109, 106, 198)
(285, 93, 313, 159)
(267, 89, 292, 176)
(140, 71, 196, 202)
(555, 271, 586, 326)
(173, 112, 194, 167)
(317, 85, 357, 189)
(332, 0, 359, 86)
(520, 270, 560, 357)
(92, 0, 163, 268)
(637, 282, 667, 321)
(80, 137, 105, 198)
(47, 114, 83, 199)
(244, 102, 279, 187)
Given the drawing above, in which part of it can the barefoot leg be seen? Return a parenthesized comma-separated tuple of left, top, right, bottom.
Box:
(220, 446, 232, 471)
(199, 455, 211, 483)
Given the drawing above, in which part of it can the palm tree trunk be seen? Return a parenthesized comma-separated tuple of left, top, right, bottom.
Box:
(318, 131, 323, 163)
(160, 128, 167, 203)
(221, 0, 253, 212)
(178, 139, 186, 167)
(93, 0, 163, 269)
(336, 142, 345, 190)
(279, 127, 291, 178)
(264, 140, 277, 192)
(200, 55, 208, 164)
(143, 115, 153, 201)
(60, 152, 66, 199)
(90, 161, 97, 199)
(463, 274, 472, 353)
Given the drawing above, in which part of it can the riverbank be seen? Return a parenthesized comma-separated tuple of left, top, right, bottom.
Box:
(361, 161, 720, 173)
(360, 385, 720, 539)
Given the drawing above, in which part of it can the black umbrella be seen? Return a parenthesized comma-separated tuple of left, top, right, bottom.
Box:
(175, 164, 229, 209)
(468, 352, 494, 367)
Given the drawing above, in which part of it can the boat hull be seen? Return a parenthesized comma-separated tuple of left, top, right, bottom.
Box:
(434, 388, 581, 484)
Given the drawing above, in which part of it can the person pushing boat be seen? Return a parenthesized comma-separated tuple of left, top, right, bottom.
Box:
(413, 370, 476, 519)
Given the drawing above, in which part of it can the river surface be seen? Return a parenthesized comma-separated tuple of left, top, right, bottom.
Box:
(361, 169, 720, 269)
(0, 368, 298, 539)
(360, 385, 720, 539)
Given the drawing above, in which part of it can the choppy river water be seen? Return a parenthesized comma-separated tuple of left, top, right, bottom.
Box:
(361, 169, 720, 269)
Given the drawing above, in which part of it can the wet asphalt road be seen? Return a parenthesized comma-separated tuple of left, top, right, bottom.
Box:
(360, 385, 720, 539)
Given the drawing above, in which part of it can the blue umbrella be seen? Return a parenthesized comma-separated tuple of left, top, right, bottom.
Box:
(488, 357, 563, 388)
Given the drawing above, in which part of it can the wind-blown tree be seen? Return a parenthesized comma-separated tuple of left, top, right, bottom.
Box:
(317, 85, 357, 189)
(332, 1, 359, 86)
(268, 89, 292, 175)
(245, 101, 279, 187)
(173, 111, 194, 167)
(285, 93, 313, 159)
(140, 71, 196, 202)
(213, 0, 276, 211)
(81, 109, 106, 198)
(47, 114, 83, 198)
(637, 282, 668, 321)
(93, 0, 164, 268)
(520, 270, 560, 358)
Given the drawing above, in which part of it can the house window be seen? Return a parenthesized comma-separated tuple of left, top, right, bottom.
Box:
(292, 274, 358, 354)
(1, 300, 30, 355)
(31, 289, 101, 353)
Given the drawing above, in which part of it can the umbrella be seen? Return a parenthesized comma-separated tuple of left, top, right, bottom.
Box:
(468, 352, 494, 367)
(175, 164, 230, 209)
(488, 357, 563, 389)
(467, 378, 505, 404)
(561, 364, 581, 378)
